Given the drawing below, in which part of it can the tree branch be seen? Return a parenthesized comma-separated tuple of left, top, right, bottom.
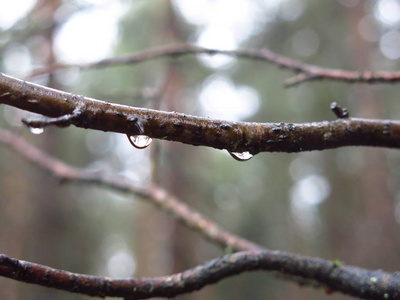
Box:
(1, 250, 399, 299)
(27, 44, 400, 86)
(1, 73, 400, 156)
(0, 128, 259, 252)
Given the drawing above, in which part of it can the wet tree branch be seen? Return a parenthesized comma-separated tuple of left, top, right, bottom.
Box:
(27, 44, 400, 86)
(1, 73, 400, 156)
(1, 250, 399, 299)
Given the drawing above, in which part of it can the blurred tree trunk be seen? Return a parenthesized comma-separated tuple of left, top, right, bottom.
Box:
(325, 2, 400, 272)
(0, 1, 73, 299)
(135, 2, 212, 299)
(0, 147, 30, 300)
(347, 2, 399, 269)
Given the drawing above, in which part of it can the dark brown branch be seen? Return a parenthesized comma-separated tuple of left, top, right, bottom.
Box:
(1, 251, 399, 299)
(1, 73, 400, 155)
(27, 44, 400, 86)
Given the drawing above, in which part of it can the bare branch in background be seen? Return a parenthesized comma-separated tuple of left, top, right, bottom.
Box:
(0, 128, 259, 252)
(27, 44, 400, 86)
(1, 73, 400, 156)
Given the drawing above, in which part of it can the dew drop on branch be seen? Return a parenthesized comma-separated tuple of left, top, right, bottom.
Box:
(127, 134, 152, 149)
(229, 151, 253, 161)
(29, 127, 44, 135)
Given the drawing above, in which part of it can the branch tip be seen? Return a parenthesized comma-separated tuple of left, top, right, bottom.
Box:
(330, 102, 349, 119)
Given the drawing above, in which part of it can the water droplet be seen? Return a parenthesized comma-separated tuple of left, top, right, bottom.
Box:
(127, 134, 152, 149)
(229, 151, 253, 162)
(29, 127, 44, 135)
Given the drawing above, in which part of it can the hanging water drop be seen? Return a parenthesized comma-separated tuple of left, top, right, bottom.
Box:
(127, 134, 152, 149)
(29, 127, 44, 135)
(229, 151, 253, 162)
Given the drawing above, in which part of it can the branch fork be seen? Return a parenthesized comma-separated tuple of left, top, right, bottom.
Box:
(21, 102, 85, 129)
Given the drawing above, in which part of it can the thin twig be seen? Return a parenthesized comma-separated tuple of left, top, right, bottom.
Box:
(0, 128, 259, 252)
(27, 44, 400, 86)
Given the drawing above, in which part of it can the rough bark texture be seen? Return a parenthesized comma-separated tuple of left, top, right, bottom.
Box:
(1, 73, 400, 155)
(0, 251, 399, 299)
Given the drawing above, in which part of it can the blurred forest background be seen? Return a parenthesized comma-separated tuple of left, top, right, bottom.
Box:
(1, 0, 400, 299)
